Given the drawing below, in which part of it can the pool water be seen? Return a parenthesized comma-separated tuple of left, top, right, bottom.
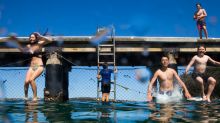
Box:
(1, 99, 220, 122)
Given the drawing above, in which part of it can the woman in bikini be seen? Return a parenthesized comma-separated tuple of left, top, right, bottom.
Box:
(15, 32, 52, 101)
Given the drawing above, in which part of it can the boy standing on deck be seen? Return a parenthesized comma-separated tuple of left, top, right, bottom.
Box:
(194, 3, 208, 39)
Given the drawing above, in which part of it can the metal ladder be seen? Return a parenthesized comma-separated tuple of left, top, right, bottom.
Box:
(97, 26, 116, 101)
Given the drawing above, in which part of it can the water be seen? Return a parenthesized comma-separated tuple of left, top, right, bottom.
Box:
(1, 99, 220, 122)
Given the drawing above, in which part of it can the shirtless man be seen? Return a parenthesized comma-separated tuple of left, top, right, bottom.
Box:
(194, 3, 208, 39)
(147, 56, 191, 102)
(185, 45, 220, 102)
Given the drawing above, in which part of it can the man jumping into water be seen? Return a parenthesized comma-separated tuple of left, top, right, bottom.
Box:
(185, 45, 220, 102)
(147, 56, 191, 102)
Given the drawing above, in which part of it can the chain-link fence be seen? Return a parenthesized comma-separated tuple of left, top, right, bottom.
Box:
(0, 66, 150, 101)
(0, 67, 45, 99)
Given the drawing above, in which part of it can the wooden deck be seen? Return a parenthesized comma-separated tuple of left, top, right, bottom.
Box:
(0, 36, 220, 53)
(1, 36, 220, 66)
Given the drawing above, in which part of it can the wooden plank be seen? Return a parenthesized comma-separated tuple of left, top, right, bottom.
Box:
(62, 48, 96, 52)
(0, 47, 220, 53)
(1, 36, 220, 53)
(3, 36, 220, 42)
(0, 47, 219, 53)
(62, 47, 220, 52)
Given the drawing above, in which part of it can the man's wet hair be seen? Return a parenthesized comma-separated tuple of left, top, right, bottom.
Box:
(102, 62, 108, 69)
(161, 54, 169, 60)
(196, 3, 202, 7)
(197, 44, 206, 50)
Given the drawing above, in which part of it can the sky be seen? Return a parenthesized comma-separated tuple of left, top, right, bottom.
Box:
(0, 0, 219, 37)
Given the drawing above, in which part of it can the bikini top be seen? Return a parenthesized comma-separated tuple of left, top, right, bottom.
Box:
(29, 42, 42, 58)
(30, 51, 42, 58)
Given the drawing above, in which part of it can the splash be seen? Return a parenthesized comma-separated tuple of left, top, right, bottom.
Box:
(141, 46, 149, 57)
(129, 15, 151, 36)
(0, 27, 7, 35)
(90, 26, 113, 46)
(4, 33, 20, 48)
(54, 36, 64, 46)
(208, 16, 218, 26)
(154, 85, 183, 104)
(135, 68, 152, 83)
(4, 40, 20, 48)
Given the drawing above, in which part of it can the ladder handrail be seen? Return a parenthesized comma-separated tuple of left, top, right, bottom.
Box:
(96, 25, 117, 102)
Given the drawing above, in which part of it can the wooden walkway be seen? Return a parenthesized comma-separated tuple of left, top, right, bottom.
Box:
(0, 36, 220, 53)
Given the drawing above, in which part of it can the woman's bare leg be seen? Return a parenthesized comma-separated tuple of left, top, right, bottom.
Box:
(30, 67, 44, 101)
(24, 68, 32, 99)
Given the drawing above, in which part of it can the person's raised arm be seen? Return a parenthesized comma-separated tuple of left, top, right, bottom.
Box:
(35, 32, 52, 46)
(7, 34, 26, 52)
(174, 70, 191, 99)
(147, 71, 158, 102)
(185, 56, 196, 75)
(208, 56, 220, 66)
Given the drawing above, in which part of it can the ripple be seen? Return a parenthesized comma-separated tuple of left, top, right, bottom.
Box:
(1, 100, 220, 122)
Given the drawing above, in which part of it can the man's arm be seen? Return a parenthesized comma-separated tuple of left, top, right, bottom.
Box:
(185, 56, 196, 74)
(193, 12, 198, 20)
(208, 56, 220, 66)
(174, 70, 192, 99)
(202, 9, 207, 17)
(197, 9, 207, 19)
(147, 71, 158, 101)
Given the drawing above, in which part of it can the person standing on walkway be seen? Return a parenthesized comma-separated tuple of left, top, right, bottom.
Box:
(194, 3, 208, 39)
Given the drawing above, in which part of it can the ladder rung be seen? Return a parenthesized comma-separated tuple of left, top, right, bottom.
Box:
(99, 44, 114, 47)
(99, 51, 113, 53)
(110, 81, 114, 84)
(99, 62, 114, 64)
(99, 53, 114, 55)
(98, 90, 115, 92)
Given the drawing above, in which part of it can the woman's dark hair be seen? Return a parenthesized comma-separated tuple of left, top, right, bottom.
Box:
(29, 32, 40, 43)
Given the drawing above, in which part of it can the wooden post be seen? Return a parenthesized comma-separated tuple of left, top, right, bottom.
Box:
(44, 47, 69, 101)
